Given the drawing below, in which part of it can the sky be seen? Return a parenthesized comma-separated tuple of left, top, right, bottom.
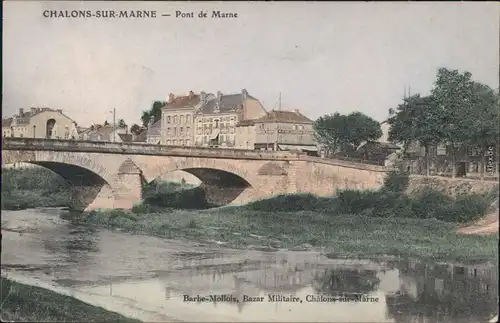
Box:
(3, 1, 499, 126)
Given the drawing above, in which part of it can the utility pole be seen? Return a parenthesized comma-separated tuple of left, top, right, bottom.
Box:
(110, 108, 116, 142)
(275, 92, 281, 151)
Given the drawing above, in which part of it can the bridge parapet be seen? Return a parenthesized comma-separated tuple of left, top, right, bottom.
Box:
(298, 155, 389, 172)
(2, 137, 300, 161)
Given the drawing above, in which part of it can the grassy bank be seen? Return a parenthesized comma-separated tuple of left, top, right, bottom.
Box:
(0, 277, 140, 322)
(4, 167, 498, 263)
(1, 167, 71, 210)
(66, 204, 498, 264)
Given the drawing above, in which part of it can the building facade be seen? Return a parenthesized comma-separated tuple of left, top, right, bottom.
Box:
(159, 89, 267, 148)
(160, 91, 203, 146)
(193, 89, 267, 148)
(2, 107, 78, 139)
(252, 109, 318, 154)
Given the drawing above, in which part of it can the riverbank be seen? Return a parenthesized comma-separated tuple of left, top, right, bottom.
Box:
(1, 167, 70, 210)
(0, 277, 141, 322)
(65, 206, 499, 264)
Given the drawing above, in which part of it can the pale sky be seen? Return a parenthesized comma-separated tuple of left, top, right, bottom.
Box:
(3, 1, 499, 126)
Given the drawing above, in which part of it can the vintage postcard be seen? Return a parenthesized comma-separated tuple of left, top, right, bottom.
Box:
(1, 1, 499, 323)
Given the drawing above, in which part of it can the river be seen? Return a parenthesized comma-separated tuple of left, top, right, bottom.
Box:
(1, 208, 498, 322)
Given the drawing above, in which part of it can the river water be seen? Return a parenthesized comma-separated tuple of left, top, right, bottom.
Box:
(1, 208, 498, 322)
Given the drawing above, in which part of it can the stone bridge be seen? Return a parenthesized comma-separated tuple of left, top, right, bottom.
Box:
(1, 138, 389, 211)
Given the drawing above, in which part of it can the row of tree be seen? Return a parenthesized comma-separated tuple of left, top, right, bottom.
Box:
(387, 68, 499, 177)
(313, 68, 499, 178)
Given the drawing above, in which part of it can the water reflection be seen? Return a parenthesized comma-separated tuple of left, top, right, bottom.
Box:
(1, 209, 498, 322)
(386, 261, 498, 323)
(313, 268, 380, 298)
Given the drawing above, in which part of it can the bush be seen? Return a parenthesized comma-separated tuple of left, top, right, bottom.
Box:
(383, 170, 410, 193)
(245, 193, 337, 212)
(336, 190, 382, 214)
(435, 193, 490, 223)
(143, 186, 208, 209)
(410, 190, 453, 219)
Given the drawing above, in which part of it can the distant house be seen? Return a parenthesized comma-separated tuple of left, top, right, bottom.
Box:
(252, 109, 318, 155)
(2, 107, 78, 139)
(146, 119, 161, 144)
(80, 125, 129, 142)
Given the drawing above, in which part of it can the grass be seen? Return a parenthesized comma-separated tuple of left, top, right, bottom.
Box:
(0, 277, 141, 322)
(1, 166, 71, 210)
(65, 206, 499, 264)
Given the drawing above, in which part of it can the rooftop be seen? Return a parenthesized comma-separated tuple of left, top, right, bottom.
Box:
(256, 110, 312, 123)
(2, 107, 72, 127)
(162, 91, 201, 110)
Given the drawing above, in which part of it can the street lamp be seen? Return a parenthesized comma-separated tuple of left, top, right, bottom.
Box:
(33, 125, 36, 138)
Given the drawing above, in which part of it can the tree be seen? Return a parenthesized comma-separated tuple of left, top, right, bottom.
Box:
(130, 123, 143, 136)
(388, 94, 444, 176)
(313, 113, 346, 156)
(466, 82, 500, 178)
(140, 111, 150, 127)
(343, 112, 382, 151)
(314, 112, 382, 158)
(431, 68, 477, 178)
(141, 101, 163, 127)
(118, 119, 127, 128)
(103, 120, 109, 126)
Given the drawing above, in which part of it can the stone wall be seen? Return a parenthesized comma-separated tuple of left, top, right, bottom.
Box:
(407, 175, 499, 197)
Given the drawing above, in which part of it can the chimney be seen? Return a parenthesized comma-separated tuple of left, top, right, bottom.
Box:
(30, 107, 36, 114)
(168, 93, 175, 103)
(188, 90, 194, 99)
(217, 91, 222, 104)
(56, 109, 62, 113)
(200, 91, 207, 103)
(294, 109, 300, 114)
(241, 89, 248, 101)
(19, 108, 24, 116)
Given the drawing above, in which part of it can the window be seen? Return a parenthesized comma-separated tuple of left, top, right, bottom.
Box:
(198, 119, 202, 123)
(186, 139, 191, 146)
(215, 120, 219, 128)
(181, 139, 185, 146)
(299, 125, 304, 130)
(186, 127, 190, 133)
(173, 116, 178, 124)
(180, 127, 184, 134)
(221, 123, 225, 129)
(203, 136, 207, 143)
(167, 116, 171, 124)
(173, 139, 177, 145)
(186, 115, 191, 123)
(167, 140, 171, 145)
(180, 115, 184, 124)
(167, 127, 170, 135)
(173, 127, 177, 136)
(221, 135, 225, 142)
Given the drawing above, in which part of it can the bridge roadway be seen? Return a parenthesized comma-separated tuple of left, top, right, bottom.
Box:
(2, 138, 388, 211)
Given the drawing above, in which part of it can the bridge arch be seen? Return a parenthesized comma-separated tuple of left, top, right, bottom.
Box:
(135, 157, 255, 207)
(1, 150, 118, 210)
